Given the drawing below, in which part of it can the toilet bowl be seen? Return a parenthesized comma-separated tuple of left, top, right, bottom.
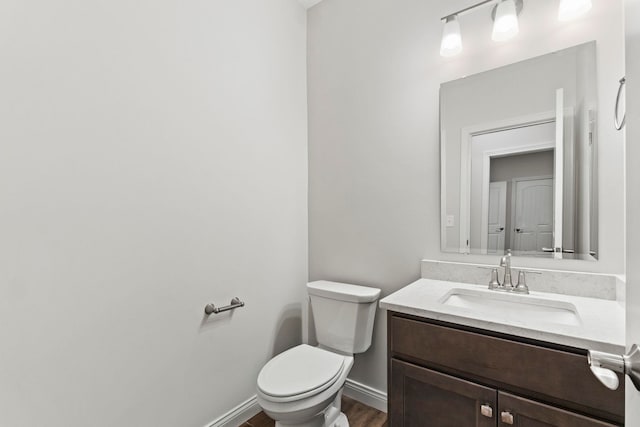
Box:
(257, 345, 354, 426)
(256, 281, 381, 427)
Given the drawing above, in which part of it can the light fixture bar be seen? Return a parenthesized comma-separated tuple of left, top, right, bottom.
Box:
(441, 0, 497, 21)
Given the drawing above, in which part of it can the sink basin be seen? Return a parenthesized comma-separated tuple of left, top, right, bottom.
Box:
(439, 288, 581, 326)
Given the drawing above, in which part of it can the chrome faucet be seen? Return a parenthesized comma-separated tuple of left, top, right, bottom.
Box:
(499, 250, 514, 290)
(487, 250, 534, 294)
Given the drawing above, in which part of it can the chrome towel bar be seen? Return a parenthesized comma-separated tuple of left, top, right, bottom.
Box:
(204, 297, 244, 315)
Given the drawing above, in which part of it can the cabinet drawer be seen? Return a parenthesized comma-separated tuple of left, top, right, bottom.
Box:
(389, 314, 624, 423)
(498, 392, 620, 427)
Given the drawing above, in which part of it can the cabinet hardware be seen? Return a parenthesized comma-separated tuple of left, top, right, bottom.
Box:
(480, 404, 493, 418)
(501, 411, 514, 424)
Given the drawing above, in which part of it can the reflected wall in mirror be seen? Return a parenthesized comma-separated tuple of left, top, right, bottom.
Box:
(441, 41, 598, 260)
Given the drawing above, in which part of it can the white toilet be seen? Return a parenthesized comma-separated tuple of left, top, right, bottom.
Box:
(256, 280, 381, 427)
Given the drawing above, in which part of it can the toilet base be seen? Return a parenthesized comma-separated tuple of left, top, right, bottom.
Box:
(274, 412, 348, 427)
(331, 413, 349, 427)
(273, 391, 349, 427)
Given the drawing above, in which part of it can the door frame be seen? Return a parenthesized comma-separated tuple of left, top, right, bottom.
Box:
(625, 0, 640, 422)
(460, 109, 574, 254)
(460, 110, 556, 254)
(487, 181, 507, 254)
(554, 89, 565, 260)
(479, 144, 555, 254)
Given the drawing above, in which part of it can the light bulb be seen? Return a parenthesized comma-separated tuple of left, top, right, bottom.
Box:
(492, 0, 519, 42)
(558, 0, 592, 21)
(440, 15, 462, 57)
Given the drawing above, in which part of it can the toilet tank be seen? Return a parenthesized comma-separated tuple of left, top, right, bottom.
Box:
(307, 281, 381, 354)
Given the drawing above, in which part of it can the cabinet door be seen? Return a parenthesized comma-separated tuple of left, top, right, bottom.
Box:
(390, 359, 497, 427)
(497, 392, 620, 427)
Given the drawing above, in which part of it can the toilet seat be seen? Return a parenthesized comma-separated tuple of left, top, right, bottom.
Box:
(257, 344, 345, 402)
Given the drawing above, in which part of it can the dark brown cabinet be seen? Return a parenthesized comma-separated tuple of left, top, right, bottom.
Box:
(391, 359, 496, 427)
(387, 312, 624, 427)
(497, 392, 617, 427)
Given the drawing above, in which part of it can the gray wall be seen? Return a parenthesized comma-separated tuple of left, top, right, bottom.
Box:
(0, 1, 308, 426)
(308, 0, 624, 395)
(490, 151, 555, 183)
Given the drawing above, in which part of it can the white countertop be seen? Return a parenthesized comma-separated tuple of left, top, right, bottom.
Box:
(380, 278, 625, 354)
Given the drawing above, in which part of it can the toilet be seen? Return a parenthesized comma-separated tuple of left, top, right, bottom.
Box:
(256, 280, 381, 427)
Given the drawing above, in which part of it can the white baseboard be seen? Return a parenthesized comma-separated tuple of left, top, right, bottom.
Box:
(205, 395, 261, 427)
(205, 379, 387, 427)
(343, 379, 388, 413)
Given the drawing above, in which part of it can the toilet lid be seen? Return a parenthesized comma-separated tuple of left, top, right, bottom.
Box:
(257, 344, 345, 398)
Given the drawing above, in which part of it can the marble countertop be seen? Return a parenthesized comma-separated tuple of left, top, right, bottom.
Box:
(380, 279, 625, 354)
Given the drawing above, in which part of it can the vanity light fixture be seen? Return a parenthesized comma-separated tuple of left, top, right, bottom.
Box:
(492, 0, 520, 42)
(439, 0, 592, 57)
(439, 0, 523, 57)
(558, 0, 593, 21)
(440, 15, 463, 57)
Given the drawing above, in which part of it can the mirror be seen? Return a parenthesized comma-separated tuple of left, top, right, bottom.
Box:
(441, 42, 598, 260)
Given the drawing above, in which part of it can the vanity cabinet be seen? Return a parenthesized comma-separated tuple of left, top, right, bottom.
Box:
(390, 360, 496, 426)
(387, 312, 625, 427)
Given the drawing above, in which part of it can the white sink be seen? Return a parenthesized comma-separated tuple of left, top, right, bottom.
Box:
(379, 278, 625, 353)
(439, 288, 582, 326)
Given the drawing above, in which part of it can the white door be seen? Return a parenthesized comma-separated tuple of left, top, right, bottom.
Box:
(512, 178, 553, 254)
(487, 181, 507, 254)
(625, 0, 640, 421)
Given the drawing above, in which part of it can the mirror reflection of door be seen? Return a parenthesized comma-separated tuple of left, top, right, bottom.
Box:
(441, 42, 598, 258)
(487, 182, 507, 253)
(513, 177, 554, 254)
(488, 148, 555, 256)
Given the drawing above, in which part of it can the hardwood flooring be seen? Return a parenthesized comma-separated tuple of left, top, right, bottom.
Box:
(241, 395, 388, 427)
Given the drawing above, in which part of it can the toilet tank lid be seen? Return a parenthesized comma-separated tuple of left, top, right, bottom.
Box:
(307, 281, 381, 303)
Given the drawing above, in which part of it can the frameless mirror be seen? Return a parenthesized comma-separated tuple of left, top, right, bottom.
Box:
(441, 41, 598, 260)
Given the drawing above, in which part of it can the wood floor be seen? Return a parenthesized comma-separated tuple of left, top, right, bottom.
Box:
(242, 395, 388, 427)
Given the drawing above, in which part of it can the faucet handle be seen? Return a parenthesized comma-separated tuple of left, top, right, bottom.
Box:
(489, 268, 501, 290)
(514, 270, 530, 294)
